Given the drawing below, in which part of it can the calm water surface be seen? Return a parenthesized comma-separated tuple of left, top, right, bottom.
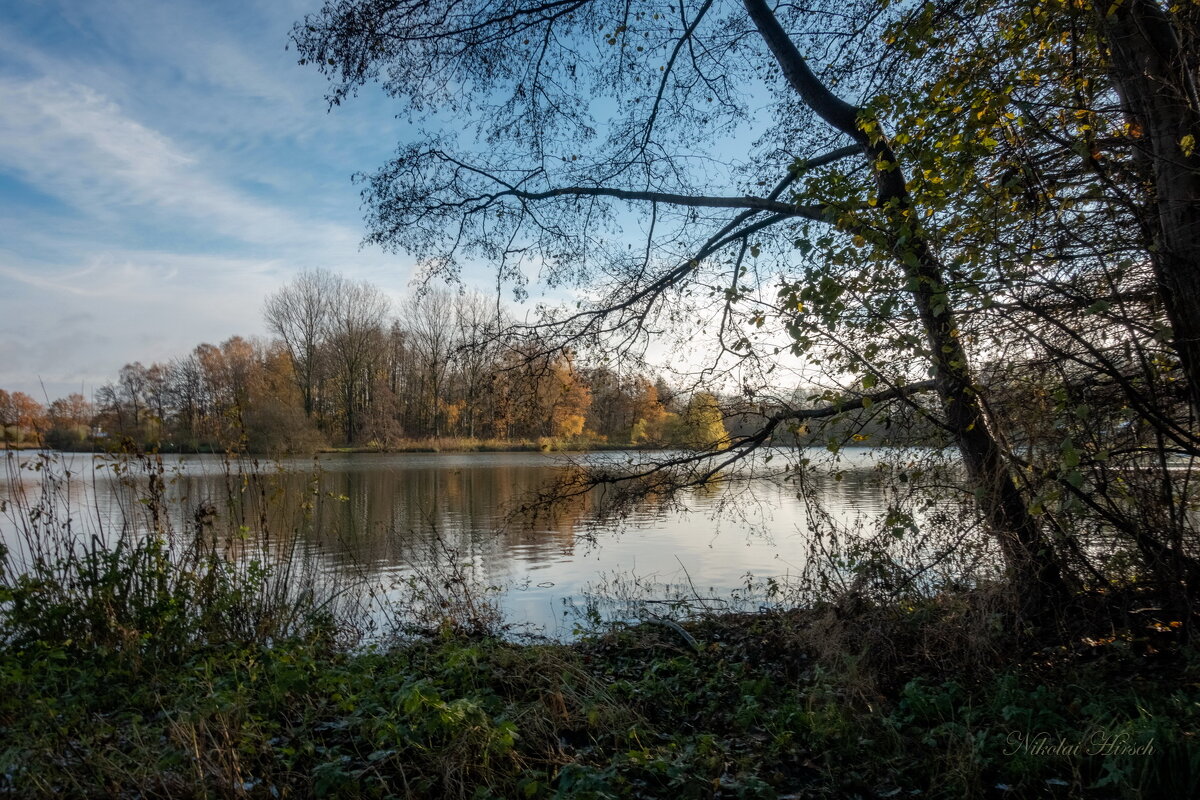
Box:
(1, 449, 910, 635)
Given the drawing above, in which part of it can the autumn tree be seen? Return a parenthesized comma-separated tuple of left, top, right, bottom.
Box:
(541, 354, 593, 440)
(241, 341, 325, 453)
(45, 393, 94, 449)
(867, 0, 1200, 614)
(629, 376, 671, 445)
(668, 392, 729, 450)
(0, 390, 45, 445)
(47, 393, 92, 430)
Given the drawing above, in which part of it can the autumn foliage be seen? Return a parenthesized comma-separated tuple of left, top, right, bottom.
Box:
(4, 274, 726, 453)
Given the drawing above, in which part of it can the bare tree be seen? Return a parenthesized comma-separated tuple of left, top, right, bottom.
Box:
(326, 275, 391, 443)
(402, 289, 456, 437)
(452, 291, 504, 438)
(264, 268, 338, 419)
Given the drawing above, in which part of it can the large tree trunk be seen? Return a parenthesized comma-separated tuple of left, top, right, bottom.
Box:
(744, 0, 1066, 607)
(1095, 0, 1200, 416)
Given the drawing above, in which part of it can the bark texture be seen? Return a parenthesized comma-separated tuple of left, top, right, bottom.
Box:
(1096, 0, 1200, 416)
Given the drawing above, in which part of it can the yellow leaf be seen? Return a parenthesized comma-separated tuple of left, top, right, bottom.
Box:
(1182, 133, 1196, 157)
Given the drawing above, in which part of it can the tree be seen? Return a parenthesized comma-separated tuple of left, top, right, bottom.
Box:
(242, 341, 326, 453)
(0, 390, 45, 445)
(668, 392, 729, 450)
(541, 353, 592, 440)
(326, 275, 391, 443)
(47, 393, 92, 429)
(872, 0, 1200, 615)
(628, 376, 671, 444)
(118, 362, 149, 432)
(166, 352, 207, 444)
(265, 268, 338, 419)
(401, 290, 455, 437)
(452, 292, 504, 439)
(1091, 0, 1200, 415)
(45, 393, 94, 449)
(292, 0, 1066, 601)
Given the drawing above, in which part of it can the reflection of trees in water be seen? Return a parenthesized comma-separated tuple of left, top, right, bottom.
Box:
(320, 465, 589, 566)
(774, 451, 987, 600)
(4, 451, 949, 615)
(146, 463, 603, 586)
(1, 456, 610, 589)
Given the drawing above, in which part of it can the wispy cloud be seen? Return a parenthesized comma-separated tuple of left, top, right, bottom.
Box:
(0, 249, 290, 394)
(0, 76, 363, 253)
(0, 1, 439, 398)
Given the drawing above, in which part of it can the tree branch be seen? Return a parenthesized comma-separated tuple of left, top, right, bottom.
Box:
(492, 184, 829, 218)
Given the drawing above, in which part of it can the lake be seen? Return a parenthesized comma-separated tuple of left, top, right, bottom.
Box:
(1, 448, 935, 637)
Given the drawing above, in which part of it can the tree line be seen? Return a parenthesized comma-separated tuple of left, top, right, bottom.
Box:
(1, 270, 729, 453)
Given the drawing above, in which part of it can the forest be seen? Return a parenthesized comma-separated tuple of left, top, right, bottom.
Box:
(0, 271, 731, 453)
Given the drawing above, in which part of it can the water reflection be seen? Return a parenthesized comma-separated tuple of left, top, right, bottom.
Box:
(1, 449, 913, 635)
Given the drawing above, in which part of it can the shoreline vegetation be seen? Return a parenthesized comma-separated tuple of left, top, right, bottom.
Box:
(317, 437, 667, 454)
(0, 279, 742, 458)
(1, 273, 924, 460)
(1, 453, 1194, 798)
(3, 0, 1199, 793)
(1, 578, 1192, 798)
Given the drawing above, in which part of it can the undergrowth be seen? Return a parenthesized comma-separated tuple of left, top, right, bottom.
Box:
(0, 452, 1195, 798)
(1, 597, 1194, 798)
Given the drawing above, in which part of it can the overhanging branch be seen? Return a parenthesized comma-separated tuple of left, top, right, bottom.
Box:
(492, 185, 829, 218)
(529, 379, 941, 509)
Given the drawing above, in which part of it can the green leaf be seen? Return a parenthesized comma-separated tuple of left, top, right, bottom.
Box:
(1061, 439, 1080, 468)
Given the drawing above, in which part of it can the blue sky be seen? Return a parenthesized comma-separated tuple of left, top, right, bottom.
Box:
(0, 0, 458, 399)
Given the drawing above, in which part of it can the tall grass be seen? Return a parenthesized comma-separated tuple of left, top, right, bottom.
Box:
(0, 450, 352, 657)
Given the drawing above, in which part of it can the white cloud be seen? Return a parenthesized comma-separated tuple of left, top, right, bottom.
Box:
(0, 249, 285, 395)
(0, 75, 362, 252)
(0, 0, 480, 400)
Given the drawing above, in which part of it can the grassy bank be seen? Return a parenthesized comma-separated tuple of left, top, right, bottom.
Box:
(0, 590, 1193, 798)
(0, 453, 1193, 798)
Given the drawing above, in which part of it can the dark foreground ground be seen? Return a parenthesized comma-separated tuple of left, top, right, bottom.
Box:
(0, 590, 1194, 799)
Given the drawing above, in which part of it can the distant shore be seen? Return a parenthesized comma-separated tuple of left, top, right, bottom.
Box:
(4, 437, 694, 456)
